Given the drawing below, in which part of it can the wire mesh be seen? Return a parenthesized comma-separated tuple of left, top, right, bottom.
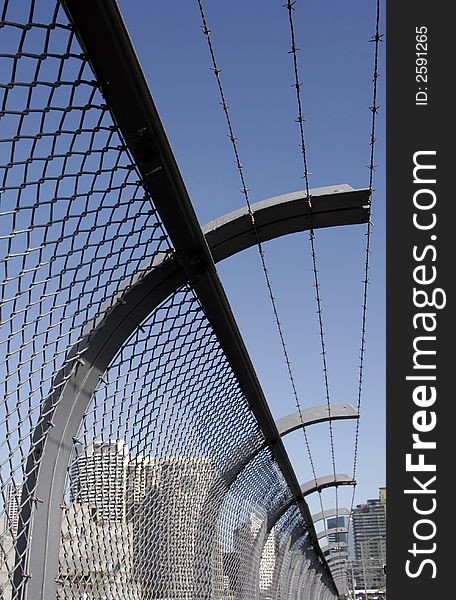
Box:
(283, 537, 312, 600)
(260, 506, 303, 600)
(57, 286, 301, 600)
(1, 2, 335, 600)
(0, 1, 170, 598)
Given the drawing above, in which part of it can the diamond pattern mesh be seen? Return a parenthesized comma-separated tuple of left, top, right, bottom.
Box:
(0, 2, 170, 597)
(57, 287, 293, 600)
(0, 2, 335, 599)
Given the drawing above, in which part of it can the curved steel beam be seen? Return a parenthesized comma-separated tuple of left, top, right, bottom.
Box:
(325, 548, 348, 559)
(309, 570, 323, 600)
(297, 561, 312, 600)
(326, 557, 348, 567)
(213, 402, 358, 496)
(266, 478, 354, 547)
(16, 5, 368, 595)
(300, 474, 355, 497)
(305, 565, 319, 600)
(312, 507, 351, 524)
(327, 567, 348, 580)
(332, 572, 347, 580)
(306, 568, 318, 600)
(330, 562, 347, 569)
(267, 477, 354, 531)
(288, 552, 308, 600)
(328, 563, 347, 572)
(276, 535, 308, 600)
(268, 523, 308, 600)
(331, 570, 348, 584)
(330, 569, 348, 578)
(330, 567, 348, 577)
(266, 498, 301, 533)
(202, 184, 370, 263)
(326, 555, 348, 562)
(325, 551, 348, 568)
(330, 573, 347, 582)
(328, 568, 348, 581)
(291, 525, 308, 548)
(331, 570, 347, 577)
(332, 573, 347, 579)
(275, 403, 358, 436)
(330, 570, 348, 583)
(299, 552, 319, 600)
(321, 542, 348, 554)
(331, 566, 348, 577)
(317, 527, 349, 541)
(325, 552, 349, 563)
(250, 505, 318, 600)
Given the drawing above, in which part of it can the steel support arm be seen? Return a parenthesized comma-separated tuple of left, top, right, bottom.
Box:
(312, 507, 351, 523)
(275, 403, 358, 436)
(202, 184, 370, 263)
(321, 542, 348, 554)
(317, 527, 349, 541)
(15, 1, 366, 597)
(300, 474, 355, 497)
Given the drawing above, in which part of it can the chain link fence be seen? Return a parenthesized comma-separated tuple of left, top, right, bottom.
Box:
(1, 2, 338, 599)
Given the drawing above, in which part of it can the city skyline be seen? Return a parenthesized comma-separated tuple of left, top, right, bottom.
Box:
(350, 488, 386, 591)
(1, 439, 385, 598)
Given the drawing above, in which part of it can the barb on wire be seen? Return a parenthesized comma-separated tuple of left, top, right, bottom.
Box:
(282, 0, 337, 524)
(349, 0, 383, 526)
(195, 0, 323, 502)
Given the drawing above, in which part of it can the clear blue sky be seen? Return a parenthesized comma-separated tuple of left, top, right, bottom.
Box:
(118, 0, 386, 518)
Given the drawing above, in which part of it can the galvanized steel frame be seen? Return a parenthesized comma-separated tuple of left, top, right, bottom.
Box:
(11, 0, 369, 598)
(312, 507, 352, 524)
(14, 191, 361, 597)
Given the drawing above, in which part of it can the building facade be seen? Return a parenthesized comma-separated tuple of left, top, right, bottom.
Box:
(3, 482, 22, 535)
(351, 488, 386, 590)
(69, 439, 129, 521)
(127, 455, 218, 599)
(259, 527, 277, 596)
(64, 443, 233, 598)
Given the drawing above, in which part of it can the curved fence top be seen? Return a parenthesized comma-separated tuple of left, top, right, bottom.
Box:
(0, 2, 353, 599)
(0, 0, 380, 596)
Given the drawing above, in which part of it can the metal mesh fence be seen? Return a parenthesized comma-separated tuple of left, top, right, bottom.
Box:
(265, 507, 304, 600)
(0, 1, 170, 597)
(57, 285, 294, 600)
(1, 2, 336, 599)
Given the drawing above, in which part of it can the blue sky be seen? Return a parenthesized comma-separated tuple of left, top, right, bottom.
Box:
(118, 0, 386, 518)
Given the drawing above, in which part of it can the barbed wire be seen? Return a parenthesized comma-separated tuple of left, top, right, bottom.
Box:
(282, 0, 337, 530)
(194, 0, 322, 498)
(348, 0, 383, 541)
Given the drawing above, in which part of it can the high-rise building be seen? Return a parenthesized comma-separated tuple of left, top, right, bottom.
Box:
(225, 512, 267, 600)
(66, 447, 221, 599)
(127, 455, 218, 600)
(0, 483, 23, 600)
(259, 527, 277, 595)
(351, 488, 386, 589)
(60, 440, 133, 598)
(327, 515, 349, 545)
(69, 439, 129, 521)
(3, 482, 22, 535)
